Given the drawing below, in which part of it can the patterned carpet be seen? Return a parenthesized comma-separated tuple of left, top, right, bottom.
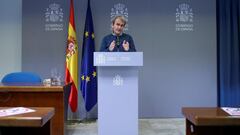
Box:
(66, 118, 185, 135)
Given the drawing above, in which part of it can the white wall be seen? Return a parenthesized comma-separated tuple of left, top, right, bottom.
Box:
(0, 0, 22, 80)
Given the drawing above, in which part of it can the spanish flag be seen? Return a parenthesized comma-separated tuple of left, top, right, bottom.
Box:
(65, 0, 78, 112)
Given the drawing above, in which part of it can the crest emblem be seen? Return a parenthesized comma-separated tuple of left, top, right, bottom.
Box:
(113, 75, 123, 86)
(110, 3, 129, 31)
(45, 3, 63, 22)
(175, 3, 194, 31)
(176, 3, 193, 22)
(96, 54, 106, 65)
(66, 36, 77, 59)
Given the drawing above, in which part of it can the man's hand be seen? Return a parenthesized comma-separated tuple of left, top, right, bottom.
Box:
(109, 40, 116, 51)
(123, 40, 129, 51)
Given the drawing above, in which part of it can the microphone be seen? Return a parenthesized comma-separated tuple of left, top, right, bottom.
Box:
(116, 36, 120, 46)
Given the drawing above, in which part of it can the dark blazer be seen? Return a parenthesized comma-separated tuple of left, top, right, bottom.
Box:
(100, 33, 136, 52)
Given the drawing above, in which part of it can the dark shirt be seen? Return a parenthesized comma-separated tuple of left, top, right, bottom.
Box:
(100, 33, 136, 52)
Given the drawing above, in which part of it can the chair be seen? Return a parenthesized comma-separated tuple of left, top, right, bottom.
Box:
(1, 72, 42, 83)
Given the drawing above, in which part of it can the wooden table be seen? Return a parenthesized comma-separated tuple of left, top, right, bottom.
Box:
(182, 107, 240, 135)
(0, 107, 54, 135)
(0, 83, 70, 135)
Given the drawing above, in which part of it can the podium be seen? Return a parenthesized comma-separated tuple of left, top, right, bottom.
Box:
(94, 52, 143, 135)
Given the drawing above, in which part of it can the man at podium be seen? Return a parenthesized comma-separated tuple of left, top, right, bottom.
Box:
(100, 16, 136, 52)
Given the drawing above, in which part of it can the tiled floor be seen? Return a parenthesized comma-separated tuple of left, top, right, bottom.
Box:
(66, 118, 185, 135)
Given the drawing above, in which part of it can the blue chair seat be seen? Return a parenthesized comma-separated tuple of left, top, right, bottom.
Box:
(1, 72, 42, 83)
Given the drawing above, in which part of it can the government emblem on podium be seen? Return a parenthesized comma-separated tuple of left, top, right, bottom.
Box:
(113, 75, 123, 86)
(96, 54, 106, 65)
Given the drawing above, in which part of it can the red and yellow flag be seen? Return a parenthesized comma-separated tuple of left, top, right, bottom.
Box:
(65, 0, 78, 112)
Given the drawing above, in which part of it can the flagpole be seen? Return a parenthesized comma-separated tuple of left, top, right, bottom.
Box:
(79, 109, 92, 123)
(65, 0, 79, 113)
(80, 0, 97, 120)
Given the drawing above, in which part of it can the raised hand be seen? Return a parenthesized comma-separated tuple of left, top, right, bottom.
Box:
(123, 40, 129, 51)
(109, 40, 116, 51)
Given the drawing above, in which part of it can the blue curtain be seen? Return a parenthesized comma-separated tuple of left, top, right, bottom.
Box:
(217, 0, 240, 107)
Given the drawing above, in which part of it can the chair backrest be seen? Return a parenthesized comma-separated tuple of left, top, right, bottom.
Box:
(1, 72, 42, 83)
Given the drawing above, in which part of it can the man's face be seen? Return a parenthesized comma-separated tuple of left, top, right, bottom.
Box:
(112, 18, 125, 36)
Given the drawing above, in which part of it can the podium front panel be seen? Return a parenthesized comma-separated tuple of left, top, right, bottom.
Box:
(98, 67, 138, 135)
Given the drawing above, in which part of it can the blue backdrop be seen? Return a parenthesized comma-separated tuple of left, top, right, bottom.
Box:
(21, 0, 217, 118)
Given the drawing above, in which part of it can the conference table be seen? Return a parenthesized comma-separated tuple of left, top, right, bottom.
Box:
(0, 83, 70, 135)
(182, 107, 240, 135)
(0, 107, 54, 135)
